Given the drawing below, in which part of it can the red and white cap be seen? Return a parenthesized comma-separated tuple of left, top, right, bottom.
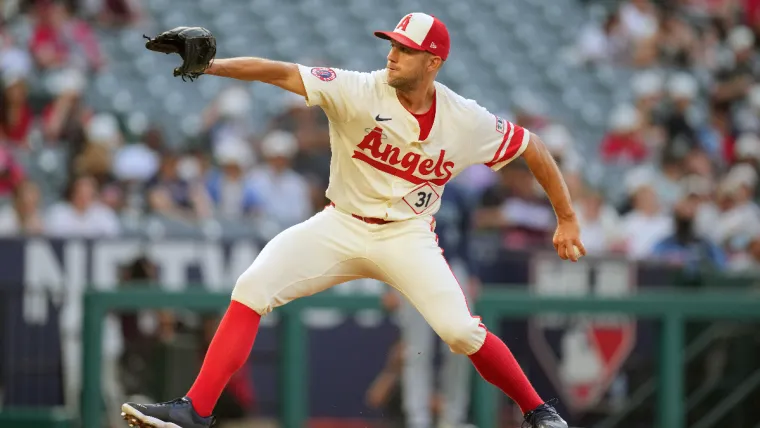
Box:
(374, 13, 450, 61)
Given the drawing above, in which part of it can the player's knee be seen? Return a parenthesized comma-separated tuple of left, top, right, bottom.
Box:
(231, 272, 272, 315)
(437, 323, 483, 355)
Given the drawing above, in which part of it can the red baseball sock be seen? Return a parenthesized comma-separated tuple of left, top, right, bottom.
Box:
(186, 300, 261, 417)
(469, 331, 544, 414)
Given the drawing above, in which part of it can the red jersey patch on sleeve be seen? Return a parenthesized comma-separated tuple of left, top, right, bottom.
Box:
(311, 67, 337, 81)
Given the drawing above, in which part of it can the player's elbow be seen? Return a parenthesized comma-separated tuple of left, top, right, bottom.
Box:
(266, 62, 307, 97)
(520, 132, 555, 167)
(523, 132, 544, 156)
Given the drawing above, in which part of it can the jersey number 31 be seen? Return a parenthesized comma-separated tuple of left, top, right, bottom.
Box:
(403, 183, 440, 214)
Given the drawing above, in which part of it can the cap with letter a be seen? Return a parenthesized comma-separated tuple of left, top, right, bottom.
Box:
(374, 13, 450, 60)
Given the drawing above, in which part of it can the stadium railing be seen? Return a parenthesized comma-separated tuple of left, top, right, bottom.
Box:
(0, 408, 72, 428)
(80, 287, 760, 428)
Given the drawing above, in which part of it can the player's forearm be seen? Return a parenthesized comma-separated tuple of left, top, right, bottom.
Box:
(521, 133, 576, 222)
(206, 57, 306, 96)
(205, 57, 282, 81)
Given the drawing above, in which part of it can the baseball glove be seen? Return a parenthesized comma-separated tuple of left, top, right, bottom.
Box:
(143, 26, 217, 81)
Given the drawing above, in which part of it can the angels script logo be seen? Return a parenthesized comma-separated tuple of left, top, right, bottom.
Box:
(352, 127, 454, 186)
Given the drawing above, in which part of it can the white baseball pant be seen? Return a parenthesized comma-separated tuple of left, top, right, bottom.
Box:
(397, 258, 473, 428)
(231, 205, 487, 356)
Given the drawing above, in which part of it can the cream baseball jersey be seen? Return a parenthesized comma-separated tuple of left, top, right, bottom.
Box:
(297, 65, 530, 221)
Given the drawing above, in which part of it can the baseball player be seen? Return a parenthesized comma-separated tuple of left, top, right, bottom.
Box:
(124, 13, 585, 428)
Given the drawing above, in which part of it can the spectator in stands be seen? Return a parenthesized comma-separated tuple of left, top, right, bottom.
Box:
(474, 162, 555, 249)
(683, 147, 718, 182)
(0, 31, 33, 77)
(696, 99, 734, 164)
(202, 85, 255, 152)
(73, 112, 120, 184)
(41, 68, 90, 150)
(734, 132, 760, 172)
(510, 92, 549, 133)
(0, 71, 36, 147)
(652, 155, 685, 212)
(272, 91, 329, 137)
(681, 174, 721, 244)
(631, 71, 667, 146)
(365, 338, 404, 428)
(145, 152, 213, 222)
(620, 0, 660, 42)
(734, 84, 760, 133)
(574, 187, 624, 256)
(651, 196, 727, 270)
(0, 144, 24, 198)
(112, 126, 163, 184)
(619, 0, 660, 66)
(728, 228, 760, 273)
(45, 174, 121, 237)
(186, 148, 214, 185)
(574, 11, 630, 65)
(28, 0, 103, 72)
(711, 26, 760, 104)
(0, 180, 43, 235)
(111, 126, 165, 219)
(69, 112, 129, 214)
(79, 0, 143, 27)
(733, 132, 760, 199)
(118, 255, 181, 405)
(734, 132, 760, 167)
(662, 73, 701, 159)
(600, 104, 648, 164)
(748, 0, 760, 31)
(693, 15, 724, 72)
(247, 130, 312, 231)
(276, 93, 332, 209)
(620, 169, 673, 259)
(655, 8, 699, 68)
(206, 137, 260, 220)
(714, 164, 760, 250)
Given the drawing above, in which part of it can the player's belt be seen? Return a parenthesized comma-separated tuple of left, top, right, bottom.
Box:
(329, 202, 393, 225)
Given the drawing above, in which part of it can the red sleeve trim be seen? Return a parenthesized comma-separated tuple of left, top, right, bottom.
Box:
(485, 124, 525, 167)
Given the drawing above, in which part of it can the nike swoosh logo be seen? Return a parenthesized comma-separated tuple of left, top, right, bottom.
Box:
(375, 114, 392, 121)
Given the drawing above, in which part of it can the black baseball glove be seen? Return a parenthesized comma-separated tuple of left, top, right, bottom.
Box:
(143, 26, 217, 81)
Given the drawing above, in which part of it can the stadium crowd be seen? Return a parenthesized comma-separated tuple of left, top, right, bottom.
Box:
(2, 0, 760, 426)
(1, 0, 760, 274)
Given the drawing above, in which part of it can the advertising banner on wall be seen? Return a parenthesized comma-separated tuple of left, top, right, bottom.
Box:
(0, 237, 674, 424)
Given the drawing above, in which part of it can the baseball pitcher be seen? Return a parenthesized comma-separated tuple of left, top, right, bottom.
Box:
(124, 13, 585, 428)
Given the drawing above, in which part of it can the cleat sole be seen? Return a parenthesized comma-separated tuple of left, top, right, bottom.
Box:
(120, 404, 182, 428)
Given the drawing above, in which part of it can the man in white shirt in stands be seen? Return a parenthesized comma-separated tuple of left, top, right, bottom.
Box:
(45, 175, 121, 238)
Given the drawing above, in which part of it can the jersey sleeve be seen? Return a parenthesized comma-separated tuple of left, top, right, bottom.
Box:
(297, 65, 374, 122)
(469, 104, 531, 171)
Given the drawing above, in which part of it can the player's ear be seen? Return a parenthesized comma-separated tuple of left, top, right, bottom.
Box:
(427, 55, 442, 72)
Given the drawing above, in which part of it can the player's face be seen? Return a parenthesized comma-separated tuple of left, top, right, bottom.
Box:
(386, 41, 437, 90)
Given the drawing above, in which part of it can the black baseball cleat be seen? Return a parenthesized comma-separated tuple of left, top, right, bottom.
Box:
(121, 396, 216, 428)
(522, 400, 568, 428)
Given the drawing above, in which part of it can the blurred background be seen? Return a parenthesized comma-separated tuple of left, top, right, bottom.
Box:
(1, 0, 760, 427)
